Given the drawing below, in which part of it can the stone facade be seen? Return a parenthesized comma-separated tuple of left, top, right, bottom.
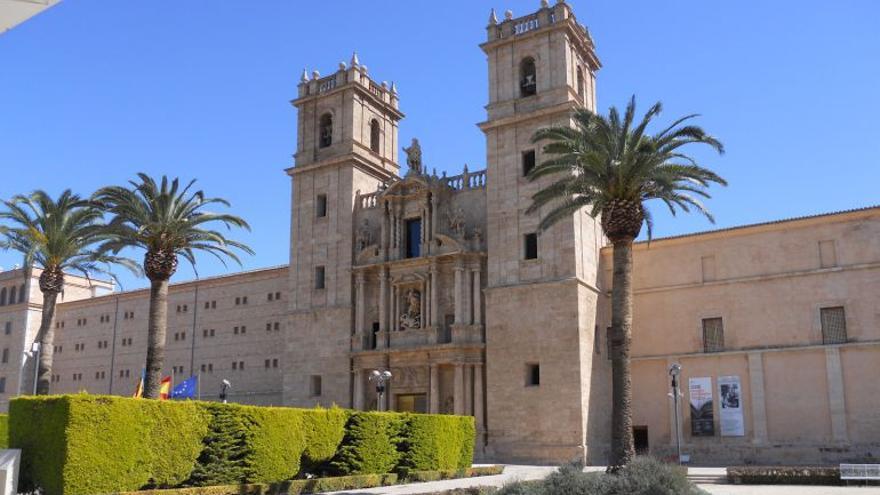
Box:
(0, 0, 877, 466)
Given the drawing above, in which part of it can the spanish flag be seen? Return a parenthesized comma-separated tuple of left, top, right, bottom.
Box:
(159, 376, 172, 400)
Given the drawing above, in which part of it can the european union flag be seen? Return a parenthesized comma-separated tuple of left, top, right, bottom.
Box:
(171, 375, 198, 399)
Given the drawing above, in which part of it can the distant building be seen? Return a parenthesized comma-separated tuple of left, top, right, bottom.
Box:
(0, 0, 878, 466)
(0, 0, 60, 35)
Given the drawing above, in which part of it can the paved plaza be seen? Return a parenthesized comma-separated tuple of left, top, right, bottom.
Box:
(324, 465, 880, 495)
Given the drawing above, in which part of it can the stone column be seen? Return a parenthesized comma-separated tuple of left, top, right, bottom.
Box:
(453, 364, 464, 415)
(378, 268, 387, 332)
(355, 271, 365, 338)
(381, 201, 389, 260)
(391, 285, 397, 337)
(429, 364, 440, 413)
(825, 347, 848, 442)
(430, 262, 439, 327)
(464, 365, 474, 415)
(454, 264, 464, 324)
(472, 268, 482, 325)
(474, 363, 485, 443)
(463, 269, 472, 325)
(420, 282, 426, 329)
(353, 369, 365, 410)
(430, 193, 438, 243)
(747, 352, 768, 444)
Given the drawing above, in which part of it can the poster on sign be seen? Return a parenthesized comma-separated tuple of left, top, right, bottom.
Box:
(689, 377, 714, 436)
(718, 375, 745, 436)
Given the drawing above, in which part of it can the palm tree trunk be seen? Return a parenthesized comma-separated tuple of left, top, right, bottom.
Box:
(144, 278, 169, 399)
(35, 290, 59, 395)
(609, 239, 635, 469)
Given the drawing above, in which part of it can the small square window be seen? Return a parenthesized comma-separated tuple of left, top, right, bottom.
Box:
(310, 375, 323, 396)
(526, 363, 540, 386)
(522, 150, 536, 177)
(316, 194, 328, 218)
(315, 266, 326, 289)
(524, 233, 538, 260)
(821, 306, 847, 344)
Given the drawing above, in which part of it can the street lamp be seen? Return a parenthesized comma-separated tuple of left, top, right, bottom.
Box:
(668, 363, 683, 465)
(220, 379, 231, 404)
(369, 370, 392, 412)
(30, 342, 42, 395)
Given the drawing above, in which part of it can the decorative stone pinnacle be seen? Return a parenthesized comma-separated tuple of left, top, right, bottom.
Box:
(361, 65, 368, 74)
(381, 81, 388, 89)
(390, 82, 398, 94)
(556, 0, 565, 4)
(541, 0, 549, 7)
(300, 68, 308, 83)
(339, 61, 347, 70)
(350, 51, 360, 67)
(488, 8, 498, 25)
(312, 70, 320, 80)
(504, 9, 513, 20)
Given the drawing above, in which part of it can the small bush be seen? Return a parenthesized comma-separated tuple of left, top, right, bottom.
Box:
(727, 465, 841, 485)
(185, 404, 253, 486)
(330, 412, 405, 475)
(497, 457, 703, 495)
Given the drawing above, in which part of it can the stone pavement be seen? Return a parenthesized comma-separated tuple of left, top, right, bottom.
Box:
(324, 465, 880, 495)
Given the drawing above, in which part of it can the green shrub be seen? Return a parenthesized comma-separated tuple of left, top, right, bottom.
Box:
(185, 404, 254, 486)
(122, 473, 398, 495)
(727, 465, 841, 485)
(298, 406, 348, 474)
(400, 414, 475, 471)
(242, 405, 307, 483)
(0, 413, 8, 449)
(330, 412, 405, 475)
(497, 458, 703, 495)
(10, 395, 210, 495)
(403, 466, 504, 483)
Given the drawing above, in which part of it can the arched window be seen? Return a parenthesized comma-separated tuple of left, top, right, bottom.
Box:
(319, 113, 333, 148)
(520, 57, 537, 97)
(8, 286, 15, 305)
(18, 284, 25, 303)
(369, 119, 381, 153)
(0, 288, 6, 306)
(577, 66, 585, 102)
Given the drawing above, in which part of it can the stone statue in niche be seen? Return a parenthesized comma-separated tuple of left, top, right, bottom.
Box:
(356, 219, 372, 251)
(403, 138, 423, 175)
(399, 288, 421, 330)
(446, 207, 466, 238)
(472, 227, 483, 246)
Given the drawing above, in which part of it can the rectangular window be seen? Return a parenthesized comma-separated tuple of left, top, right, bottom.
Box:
(821, 306, 847, 344)
(316, 194, 328, 218)
(818, 240, 837, 268)
(702, 317, 725, 352)
(524, 233, 538, 260)
(1, 348, 7, 363)
(525, 363, 540, 386)
(315, 266, 326, 289)
(3, 322, 9, 335)
(405, 218, 422, 258)
(310, 375, 322, 397)
(396, 394, 428, 413)
(522, 150, 536, 177)
(0, 377, 6, 393)
(264, 359, 270, 369)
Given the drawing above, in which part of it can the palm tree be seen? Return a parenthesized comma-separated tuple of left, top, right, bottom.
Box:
(0, 190, 139, 395)
(526, 97, 725, 469)
(94, 174, 253, 399)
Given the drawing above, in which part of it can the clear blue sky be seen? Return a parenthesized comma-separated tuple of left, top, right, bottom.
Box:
(1, 1, 878, 290)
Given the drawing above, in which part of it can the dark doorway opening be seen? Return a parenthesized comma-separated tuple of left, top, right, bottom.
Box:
(633, 425, 649, 455)
(371, 321, 380, 350)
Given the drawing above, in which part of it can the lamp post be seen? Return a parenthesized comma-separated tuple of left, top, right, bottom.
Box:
(668, 363, 683, 465)
(369, 369, 392, 412)
(220, 379, 231, 404)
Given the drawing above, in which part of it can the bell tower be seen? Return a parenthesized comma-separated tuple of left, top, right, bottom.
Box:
(479, 1, 610, 462)
(284, 54, 404, 407)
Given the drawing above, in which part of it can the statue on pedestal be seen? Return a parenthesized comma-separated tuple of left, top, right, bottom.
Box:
(403, 138, 423, 175)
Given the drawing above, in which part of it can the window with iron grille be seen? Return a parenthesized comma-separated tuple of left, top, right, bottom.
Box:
(821, 306, 847, 344)
(702, 317, 724, 352)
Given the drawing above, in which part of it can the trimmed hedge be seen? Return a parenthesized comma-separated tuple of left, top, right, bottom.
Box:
(727, 466, 842, 485)
(121, 473, 398, 495)
(403, 466, 505, 482)
(10, 396, 475, 495)
(11, 395, 210, 495)
(401, 414, 475, 471)
(330, 411, 405, 475)
(0, 413, 7, 449)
